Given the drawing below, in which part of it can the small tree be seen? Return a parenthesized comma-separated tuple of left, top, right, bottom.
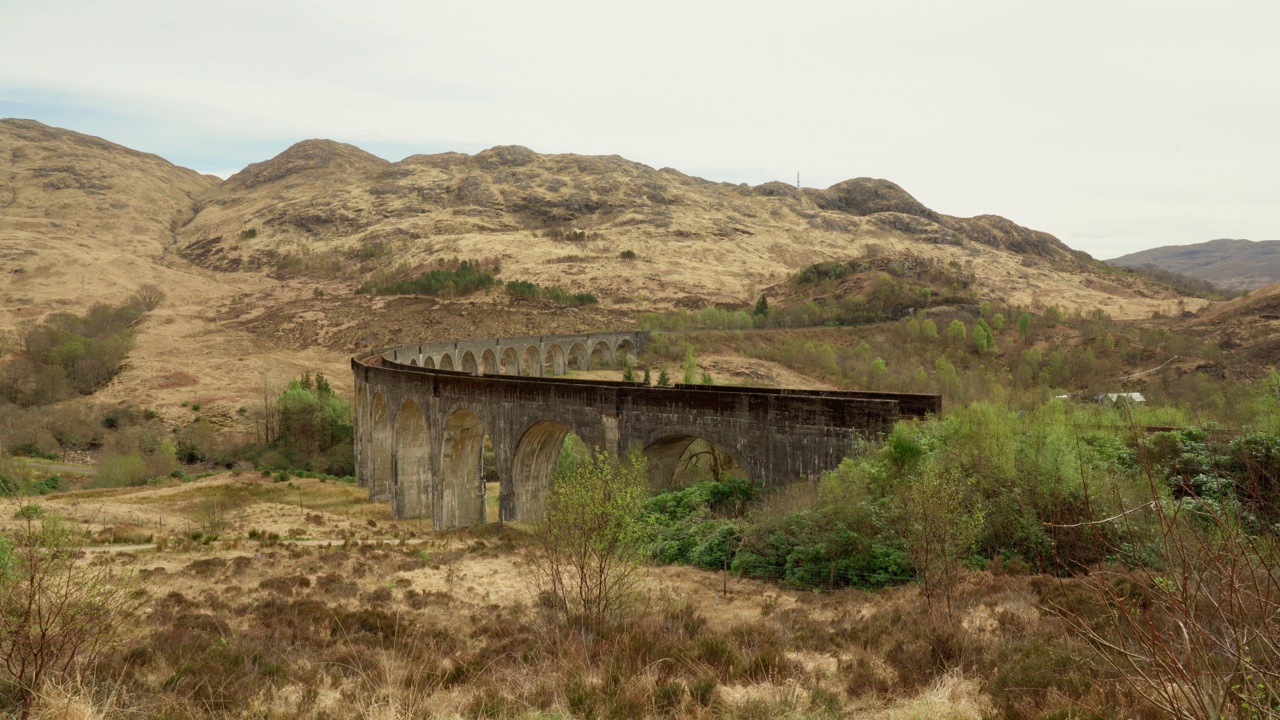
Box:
(752, 295, 769, 318)
(529, 449, 650, 627)
(657, 367, 671, 387)
(946, 319, 968, 347)
(900, 465, 984, 619)
(642, 366, 651, 386)
(129, 284, 165, 312)
(622, 358, 635, 383)
(1017, 312, 1032, 343)
(1, 509, 136, 718)
(681, 345, 697, 385)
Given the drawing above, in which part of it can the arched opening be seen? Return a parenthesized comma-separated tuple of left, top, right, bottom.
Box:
(521, 346, 542, 377)
(408, 358, 419, 367)
(615, 339, 636, 365)
(500, 347, 520, 376)
(510, 420, 579, 522)
(567, 342, 588, 371)
(423, 356, 436, 369)
(481, 348, 499, 375)
(543, 344, 566, 376)
(370, 393, 393, 501)
(643, 434, 748, 492)
(394, 399, 432, 519)
(438, 353, 455, 371)
(461, 351, 479, 375)
(588, 341, 612, 369)
(440, 408, 488, 529)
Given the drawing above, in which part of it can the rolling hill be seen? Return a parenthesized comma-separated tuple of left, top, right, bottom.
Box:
(0, 118, 1208, 417)
(1109, 238, 1280, 292)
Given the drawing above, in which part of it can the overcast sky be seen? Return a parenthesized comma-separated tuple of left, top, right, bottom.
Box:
(1, 0, 1276, 258)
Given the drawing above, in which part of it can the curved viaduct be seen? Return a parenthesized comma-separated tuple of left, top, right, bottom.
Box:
(353, 331, 940, 529)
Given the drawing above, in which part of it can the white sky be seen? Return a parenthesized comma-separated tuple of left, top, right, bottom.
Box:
(1, 0, 1276, 258)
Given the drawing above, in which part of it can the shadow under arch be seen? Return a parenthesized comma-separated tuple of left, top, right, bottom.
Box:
(615, 338, 636, 363)
(438, 353, 455, 371)
(422, 356, 436, 369)
(408, 358, 419, 367)
(394, 399, 432, 519)
(370, 392, 393, 501)
(643, 432, 749, 491)
(461, 350, 479, 375)
(567, 342, 588, 371)
(543, 344, 566, 376)
(588, 340, 612, 369)
(510, 420, 573, 522)
(520, 346, 542, 377)
(500, 347, 520, 375)
(440, 408, 488, 529)
(480, 348, 498, 375)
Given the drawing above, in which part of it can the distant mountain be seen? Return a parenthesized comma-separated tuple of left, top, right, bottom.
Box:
(1109, 239, 1280, 292)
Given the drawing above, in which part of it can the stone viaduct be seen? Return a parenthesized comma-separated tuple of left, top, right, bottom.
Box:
(353, 331, 940, 529)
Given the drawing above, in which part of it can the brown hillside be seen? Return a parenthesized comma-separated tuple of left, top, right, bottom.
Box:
(0, 119, 220, 319)
(0, 121, 1213, 420)
(177, 139, 1175, 317)
(1183, 280, 1280, 369)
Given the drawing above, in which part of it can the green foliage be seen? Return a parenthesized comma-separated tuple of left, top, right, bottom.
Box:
(273, 373, 354, 475)
(622, 358, 634, 383)
(0, 302, 142, 407)
(619, 249, 637, 260)
(639, 308, 754, 332)
(357, 258, 499, 297)
(682, 345, 698, 385)
(96, 451, 151, 488)
(506, 279, 597, 306)
(531, 449, 651, 625)
(657, 367, 671, 387)
(753, 296, 769, 318)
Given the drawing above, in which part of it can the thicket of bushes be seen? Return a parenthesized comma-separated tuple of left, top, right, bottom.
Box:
(356, 258, 501, 297)
(645, 300, 1244, 420)
(643, 396, 1279, 595)
(0, 373, 354, 494)
(505, 280, 597, 306)
(0, 302, 149, 407)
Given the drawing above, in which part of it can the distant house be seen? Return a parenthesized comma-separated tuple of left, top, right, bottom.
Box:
(1094, 392, 1145, 405)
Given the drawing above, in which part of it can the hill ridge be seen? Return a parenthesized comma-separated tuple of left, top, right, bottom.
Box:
(1110, 238, 1280, 291)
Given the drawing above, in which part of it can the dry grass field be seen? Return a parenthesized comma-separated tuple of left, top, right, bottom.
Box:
(0, 475, 1085, 720)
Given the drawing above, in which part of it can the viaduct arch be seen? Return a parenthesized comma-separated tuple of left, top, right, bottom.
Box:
(354, 331, 940, 529)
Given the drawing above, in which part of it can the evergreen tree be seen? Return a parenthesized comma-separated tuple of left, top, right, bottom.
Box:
(622, 358, 635, 383)
(657, 367, 671, 387)
(753, 295, 769, 318)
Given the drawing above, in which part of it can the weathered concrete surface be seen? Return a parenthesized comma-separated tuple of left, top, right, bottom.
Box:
(353, 333, 939, 529)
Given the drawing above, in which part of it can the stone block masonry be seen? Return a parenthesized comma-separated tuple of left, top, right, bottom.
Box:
(353, 331, 939, 528)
